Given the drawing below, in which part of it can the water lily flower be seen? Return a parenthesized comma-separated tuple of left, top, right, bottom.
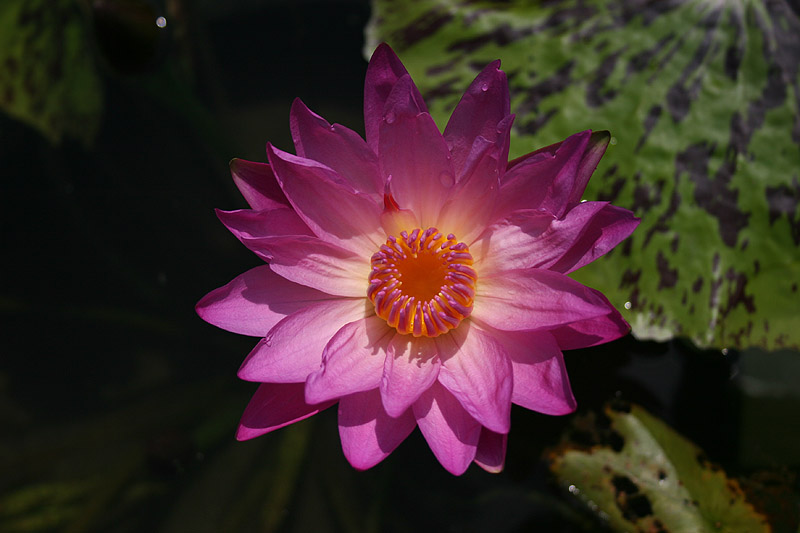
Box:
(197, 44, 639, 475)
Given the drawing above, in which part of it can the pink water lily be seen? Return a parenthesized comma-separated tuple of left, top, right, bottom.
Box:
(197, 44, 639, 475)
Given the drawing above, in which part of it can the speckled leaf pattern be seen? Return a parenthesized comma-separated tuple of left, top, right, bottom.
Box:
(0, 0, 103, 145)
(548, 403, 771, 532)
(366, 0, 800, 350)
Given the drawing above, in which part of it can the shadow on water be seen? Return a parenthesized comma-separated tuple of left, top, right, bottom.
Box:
(1, 1, 798, 532)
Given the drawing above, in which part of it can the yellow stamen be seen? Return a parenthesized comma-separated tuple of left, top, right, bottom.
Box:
(367, 228, 476, 337)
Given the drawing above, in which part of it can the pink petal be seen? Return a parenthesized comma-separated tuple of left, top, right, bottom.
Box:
(217, 207, 312, 240)
(550, 306, 630, 350)
(506, 131, 609, 206)
(436, 323, 512, 434)
(232, 234, 367, 297)
(456, 113, 514, 186)
(230, 158, 289, 211)
(490, 329, 576, 415)
(501, 203, 612, 272)
(413, 382, 480, 475)
(236, 383, 334, 441)
(363, 43, 423, 154)
(290, 99, 383, 196)
(380, 335, 440, 417)
(504, 149, 552, 174)
(471, 209, 555, 274)
(305, 316, 393, 404)
(438, 115, 514, 243)
(508, 130, 610, 206)
(267, 144, 383, 255)
(443, 60, 511, 178)
(338, 389, 417, 470)
(238, 298, 368, 383)
(378, 75, 454, 228)
(472, 268, 613, 331)
(474, 428, 507, 473)
(380, 192, 420, 236)
(567, 130, 611, 204)
(196, 265, 334, 337)
(474, 202, 638, 275)
(497, 130, 591, 218)
(547, 203, 640, 274)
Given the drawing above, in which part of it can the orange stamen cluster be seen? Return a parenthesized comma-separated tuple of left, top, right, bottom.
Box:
(368, 228, 477, 337)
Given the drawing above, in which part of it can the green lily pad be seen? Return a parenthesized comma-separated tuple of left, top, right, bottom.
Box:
(366, 0, 800, 350)
(0, 0, 103, 145)
(548, 402, 772, 532)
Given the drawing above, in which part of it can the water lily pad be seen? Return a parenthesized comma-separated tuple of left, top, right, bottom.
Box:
(0, 0, 103, 145)
(548, 402, 771, 532)
(366, 0, 800, 350)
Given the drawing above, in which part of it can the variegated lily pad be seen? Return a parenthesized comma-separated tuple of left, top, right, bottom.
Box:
(366, 0, 800, 350)
(548, 402, 771, 532)
(0, 0, 103, 145)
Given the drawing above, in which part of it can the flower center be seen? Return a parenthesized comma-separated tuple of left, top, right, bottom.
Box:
(367, 228, 477, 337)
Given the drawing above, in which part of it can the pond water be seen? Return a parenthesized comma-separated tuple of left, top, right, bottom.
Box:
(1, 1, 798, 532)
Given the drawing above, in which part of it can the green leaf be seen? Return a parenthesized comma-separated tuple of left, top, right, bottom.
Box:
(366, 0, 800, 350)
(0, 379, 248, 532)
(0, 481, 91, 532)
(548, 403, 772, 532)
(0, 0, 103, 146)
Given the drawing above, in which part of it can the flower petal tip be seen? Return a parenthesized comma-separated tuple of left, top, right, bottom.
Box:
(369, 42, 402, 65)
(592, 129, 611, 143)
(475, 462, 504, 474)
(235, 425, 257, 441)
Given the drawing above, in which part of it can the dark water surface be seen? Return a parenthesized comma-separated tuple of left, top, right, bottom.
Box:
(1, 1, 798, 532)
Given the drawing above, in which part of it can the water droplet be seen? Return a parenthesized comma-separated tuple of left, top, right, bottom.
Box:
(329, 124, 336, 131)
(156, 16, 167, 28)
(480, 83, 489, 92)
(610, 136, 618, 145)
(385, 111, 396, 124)
(439, 171, 454, 187)
(721, 348, 729, 355)
(624, 301, 632, 310)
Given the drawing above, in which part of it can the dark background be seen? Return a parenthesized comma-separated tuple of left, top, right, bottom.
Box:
(1, 1, 797, 531)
